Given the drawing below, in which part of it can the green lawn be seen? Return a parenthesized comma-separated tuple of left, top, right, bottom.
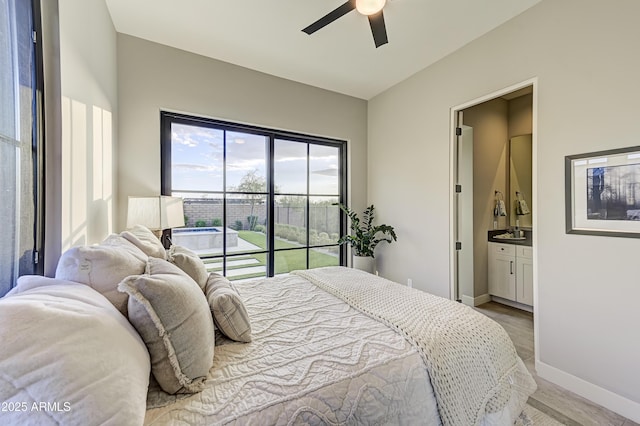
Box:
(200, 231, 339, 280)
(237, 231, 339, 276)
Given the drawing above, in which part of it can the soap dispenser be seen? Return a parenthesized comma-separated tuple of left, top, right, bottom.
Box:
(513, 219, 521, 238)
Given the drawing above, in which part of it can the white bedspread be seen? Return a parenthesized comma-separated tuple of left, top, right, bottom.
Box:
(145, 273, 440, 425)
(145, 268, 535, 425)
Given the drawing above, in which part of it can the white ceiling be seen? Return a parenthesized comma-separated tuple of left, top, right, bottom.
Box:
(105, 0, 542, 100)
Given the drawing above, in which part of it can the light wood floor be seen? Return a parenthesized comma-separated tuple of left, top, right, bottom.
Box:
(474, 302, 638, 426)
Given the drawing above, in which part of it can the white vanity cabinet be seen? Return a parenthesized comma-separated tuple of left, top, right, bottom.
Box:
(488, 242, 533, 307)
(515, 246, 534, 306)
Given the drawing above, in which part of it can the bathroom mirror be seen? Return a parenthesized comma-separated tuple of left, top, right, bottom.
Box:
(509, 134, 532, 228)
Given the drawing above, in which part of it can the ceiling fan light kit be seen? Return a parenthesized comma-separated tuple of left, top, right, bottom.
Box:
(302, 0, 390, 48)
(356, 0, 386, 15)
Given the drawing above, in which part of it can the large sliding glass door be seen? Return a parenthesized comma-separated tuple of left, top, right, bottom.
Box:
(161, 112, 346, 281)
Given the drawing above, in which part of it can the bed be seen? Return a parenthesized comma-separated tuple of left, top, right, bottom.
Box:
(0, 228, 536, 425)
(145, 267, 536, 425)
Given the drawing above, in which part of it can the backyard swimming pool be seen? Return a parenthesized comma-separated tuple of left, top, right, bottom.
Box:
(172, 227, 238, 250)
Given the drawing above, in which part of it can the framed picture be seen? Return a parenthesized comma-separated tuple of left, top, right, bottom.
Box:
(565, 146, 640, 238)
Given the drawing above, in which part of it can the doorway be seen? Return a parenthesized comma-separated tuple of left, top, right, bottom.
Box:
(450, 79, 538, 357)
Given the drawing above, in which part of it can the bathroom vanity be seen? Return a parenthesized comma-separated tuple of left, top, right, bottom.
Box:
(485, 131, 533, 312)
(487, 230, 533, 311)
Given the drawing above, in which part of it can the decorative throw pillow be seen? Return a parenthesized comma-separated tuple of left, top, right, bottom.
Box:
(166, 245, 208, 291)
(205, 273, 252, 343)
(121, 224, 167, 259)
(54, 234, 147, 315)
(0, 277, 150, 425)
(118, 258, 214, 394)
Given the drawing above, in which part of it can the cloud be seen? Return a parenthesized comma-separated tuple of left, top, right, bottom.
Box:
(275, 156, 306, 163)
(171, 126, 339, 194)
(173, 163, 222, 172)
(172, 124, 223, 148)
(310, 154, 338, 161)
(312, 167, 338, 176)
(172, 132, 198, 147)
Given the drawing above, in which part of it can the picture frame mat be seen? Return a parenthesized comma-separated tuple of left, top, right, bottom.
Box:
(565, 145, 640, 237)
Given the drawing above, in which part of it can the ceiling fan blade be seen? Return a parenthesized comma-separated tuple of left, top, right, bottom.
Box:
(368, 10, 388, 48)
(302, 1, 356, 35)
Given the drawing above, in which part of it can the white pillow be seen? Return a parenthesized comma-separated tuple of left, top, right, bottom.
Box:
(54, 234, 147, 315)
(166, 245, 208, 290)
(0, 276, 150, 426)
(5, 275, 75, 296)
(119, 258, 215, 394)
(121, 224, 167, 259)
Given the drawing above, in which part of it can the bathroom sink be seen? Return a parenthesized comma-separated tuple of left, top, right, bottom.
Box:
(492, 232, 526, 240)
(487, 230, 532, 246)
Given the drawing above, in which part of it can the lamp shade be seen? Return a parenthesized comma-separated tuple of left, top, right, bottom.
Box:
(126, 196, 185, 231)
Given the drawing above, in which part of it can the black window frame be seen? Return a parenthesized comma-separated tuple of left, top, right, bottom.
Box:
(160, 111, 347, 278)
(32, 0, 45, 276)
(1, 0, 46, 295)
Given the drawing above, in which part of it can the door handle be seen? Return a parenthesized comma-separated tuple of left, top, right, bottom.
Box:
(510, 261, 514, 275)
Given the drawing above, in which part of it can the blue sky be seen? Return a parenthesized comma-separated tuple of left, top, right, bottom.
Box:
(171, 123, 340, 196)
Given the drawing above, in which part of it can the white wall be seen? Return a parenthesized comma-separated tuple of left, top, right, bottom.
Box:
(58, 0, 118, 252)
(41, 0, 62, 276)
(116, 34, 368, 235)
(368, 0, 640, 420)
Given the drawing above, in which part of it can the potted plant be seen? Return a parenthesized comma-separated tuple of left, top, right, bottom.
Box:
(334, 203, 397, 273)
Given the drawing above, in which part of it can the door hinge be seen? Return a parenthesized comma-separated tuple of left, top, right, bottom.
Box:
(455, 184, 462, 193)
(455, 127, 462, 136)
(455, 242, 462, 250)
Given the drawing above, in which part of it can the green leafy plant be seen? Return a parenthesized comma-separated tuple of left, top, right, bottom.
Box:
(334, 204, 397, 258)
(211, 218, 222, 226)
(247, 215, 258, 231)
(195, 220, 207, 227)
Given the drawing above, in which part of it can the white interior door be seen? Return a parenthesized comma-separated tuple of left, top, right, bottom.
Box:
(456, 124, 474, 302)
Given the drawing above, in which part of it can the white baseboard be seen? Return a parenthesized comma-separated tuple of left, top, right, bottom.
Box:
(536, 361, 640, 423)
(461, 293, 491, 307)
(490, 295, 533, 313)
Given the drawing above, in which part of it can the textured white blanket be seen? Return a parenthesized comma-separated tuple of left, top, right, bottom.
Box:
(145, 273, 439, 425)
(293, 267, 537, 426)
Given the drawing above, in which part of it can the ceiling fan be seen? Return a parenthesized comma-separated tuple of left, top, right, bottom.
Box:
(302, 0, 389, 48)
